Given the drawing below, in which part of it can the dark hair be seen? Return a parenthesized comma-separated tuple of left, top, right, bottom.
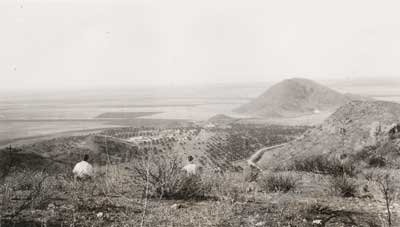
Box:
(188, 155, 194, 162)
(83, 154, 89, 161)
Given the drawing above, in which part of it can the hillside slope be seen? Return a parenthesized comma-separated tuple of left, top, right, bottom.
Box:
(257, 100, 400, 169)
(234, 78, 351, 118)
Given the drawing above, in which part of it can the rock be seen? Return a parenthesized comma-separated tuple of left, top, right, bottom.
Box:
(170, 204, 183, 209)
(246, 182, 258, 193)
(97, 212, 104, 218)
(47, 203, 56, 210)
(312, 219, 322, 225)
(255, 221, 266, 226)
(60, 204, 74, 210)
(246, 197, 255, 203)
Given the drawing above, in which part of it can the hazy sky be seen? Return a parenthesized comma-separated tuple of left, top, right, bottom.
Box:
(2, 0, 400, 91)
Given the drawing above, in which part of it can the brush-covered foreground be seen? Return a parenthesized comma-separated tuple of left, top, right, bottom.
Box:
(1, 123, 399, 226)
(1, 162, 397, 227)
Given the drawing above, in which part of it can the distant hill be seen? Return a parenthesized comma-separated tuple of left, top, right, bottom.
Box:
(257, 100, 400, 169)
(208, 114, 238, 124)
(234, 78, 352, 118)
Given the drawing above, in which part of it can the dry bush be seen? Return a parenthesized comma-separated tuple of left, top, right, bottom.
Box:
(354, 142, 400, 168)
(305, 202, 381, 227)
(291, 154, 358, 177)
(362, 169, 376, 181)
(329, 175, 358, 197)
(131, 154, 212, 200)
(205, 171, 249, 202)
(243, 166, 260, 182)
(1, 170, 53, 217)
(366, 171, 399, 227)
(257, 172, 298, 193)
(0, 147, 20, 181)
(368, 156, 387, 168)
(92, 164, 136, 197)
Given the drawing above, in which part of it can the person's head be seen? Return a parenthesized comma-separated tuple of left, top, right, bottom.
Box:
(188, 155, 194, 162)
(83, 154, 89, 162)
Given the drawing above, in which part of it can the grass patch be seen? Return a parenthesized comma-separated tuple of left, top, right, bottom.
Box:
(291, 154, 358, 177)
(258, 172, 298, 193)
(329, 175, 358, 198)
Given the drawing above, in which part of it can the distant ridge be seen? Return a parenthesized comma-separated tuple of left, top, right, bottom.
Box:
(234, 78, 352, 118)
(208, 114, 238, 124)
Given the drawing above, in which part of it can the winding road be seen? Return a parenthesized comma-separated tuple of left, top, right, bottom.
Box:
(247, 143, 287, 171)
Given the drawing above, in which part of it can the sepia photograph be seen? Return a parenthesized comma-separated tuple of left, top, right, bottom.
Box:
(2, 0, 400, 226)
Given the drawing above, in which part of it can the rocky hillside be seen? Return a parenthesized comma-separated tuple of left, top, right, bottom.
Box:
(257, 100, 400, 169)
(234, 78, 351, 118)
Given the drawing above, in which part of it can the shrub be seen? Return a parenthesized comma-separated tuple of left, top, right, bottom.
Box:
(354, 142, 398, 168)
(329, 175, 358, 197)
(369, 171, 398, 227)
(0, 147, 22, 181)
(362, 170, 375, 181)
(368, 156, 386, 168)
(132, 154, 212, 200)
(258, 172, 298, 193)
(244, 166, 260, 183)
(168, 174, 212, 200)
(304, 202, 381, 227)
(2, 171, 52, 216)
(291, 155, 358, 177)
(206, 172, 248, 202)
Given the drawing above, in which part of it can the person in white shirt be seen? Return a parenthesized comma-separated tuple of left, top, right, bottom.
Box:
(182, 156, 199, 175)
(72, 154, 94, 182)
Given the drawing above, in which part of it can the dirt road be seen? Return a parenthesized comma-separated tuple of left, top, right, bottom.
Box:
(247, 143, 287, 170)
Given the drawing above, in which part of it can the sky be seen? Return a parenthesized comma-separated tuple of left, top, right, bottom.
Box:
(1, 0, 400, 91)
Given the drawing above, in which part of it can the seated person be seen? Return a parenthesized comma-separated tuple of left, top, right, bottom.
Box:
(73, 154, 94, 182)
(182, 155, 200, 175)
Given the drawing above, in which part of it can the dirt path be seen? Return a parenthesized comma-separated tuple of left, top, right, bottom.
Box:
(247, 143, 287, 170)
